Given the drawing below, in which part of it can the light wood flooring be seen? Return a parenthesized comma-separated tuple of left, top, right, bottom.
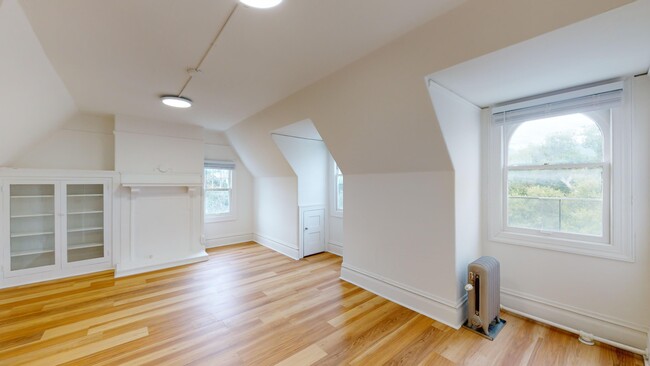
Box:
(0, 242, 644, 365)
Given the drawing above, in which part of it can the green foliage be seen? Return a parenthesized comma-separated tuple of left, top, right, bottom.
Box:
(509, 122, 603, 166)
(204, 168, 232, 215)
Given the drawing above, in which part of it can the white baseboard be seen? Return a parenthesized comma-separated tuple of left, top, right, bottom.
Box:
(253, 233, 300, 260)
(0, 264, 113, 290)
(340, 263, 465, 329)
(327, 241, 343, 256)
(115, 251, 209, 278)
(502, 287, 648, 352)
(205, 233, 254, 248)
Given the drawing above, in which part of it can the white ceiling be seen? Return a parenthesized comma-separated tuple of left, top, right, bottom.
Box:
(429, 0, 650, 107)
(19, 0, 466, 131)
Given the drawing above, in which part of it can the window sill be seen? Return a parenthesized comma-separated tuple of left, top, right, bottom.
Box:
(205, 214, 237, 224)
(490, 231, 634, 262)
(331, 210, 343, 218)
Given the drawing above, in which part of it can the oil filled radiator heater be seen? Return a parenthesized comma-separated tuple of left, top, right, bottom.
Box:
(463, 256, 506, 340)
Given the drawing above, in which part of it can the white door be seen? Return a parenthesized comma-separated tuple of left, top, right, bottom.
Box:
(303, 209, 325, 256)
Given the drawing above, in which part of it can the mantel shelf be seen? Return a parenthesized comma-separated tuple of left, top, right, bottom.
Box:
(121, 173, 202, 188)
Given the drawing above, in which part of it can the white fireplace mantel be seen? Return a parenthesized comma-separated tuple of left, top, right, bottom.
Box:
(121, 173, 202, 189)
(115, 172, 208, 278)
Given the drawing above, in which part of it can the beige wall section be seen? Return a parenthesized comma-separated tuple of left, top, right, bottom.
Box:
(0, 0, 76, 166)
(10, 113, 115, 170)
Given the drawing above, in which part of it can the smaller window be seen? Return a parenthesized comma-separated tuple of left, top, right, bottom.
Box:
(204, 161, 235, 218)
(335, 164, 343, 211)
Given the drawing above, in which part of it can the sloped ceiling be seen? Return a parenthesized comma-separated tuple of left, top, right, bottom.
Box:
(18, 0, 467, 131)
(430, 0, 650, 107)
(228, 0, 632, 177)
(0, 0, 76, 166)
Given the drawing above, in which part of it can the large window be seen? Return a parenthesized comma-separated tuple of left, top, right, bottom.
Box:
(204, 161, 235, 220)
(487, 81, 633, 261)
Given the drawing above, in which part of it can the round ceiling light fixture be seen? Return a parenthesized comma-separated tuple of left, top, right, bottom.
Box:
(161, 95, 193, 109)
(239, 0, 282, 9)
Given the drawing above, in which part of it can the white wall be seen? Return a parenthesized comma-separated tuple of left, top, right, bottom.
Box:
(114, 116, 207, 276)
(204, 131, 254, 247)
(10, 113, 114, 170)
(272, 134, 328, 207)
(254, 177, 299, 259)
(328, 216, 344, 256)
(341, 172, 461, 326)
(0, 0, 76, 166)
(482, 76, 650, 349)
(115, 116, 204, 175)
(327, 154, 344, 256)
(428, 82, 482, 301)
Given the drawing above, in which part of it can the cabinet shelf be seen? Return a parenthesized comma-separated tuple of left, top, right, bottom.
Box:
(68, 211, 103, 215)
(11, 249, 55, 257)
(11, 195, 55, 199)
(10, 213, 55, 219)
(68, 243, 103, 250)
(10, 231, 55, 238)
(67, 194, 103, 197)
(67, 227, 103, 233)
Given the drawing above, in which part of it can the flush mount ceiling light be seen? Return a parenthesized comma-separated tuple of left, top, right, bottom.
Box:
(161, 95, 193, 109)
(239, 0, 282, 9)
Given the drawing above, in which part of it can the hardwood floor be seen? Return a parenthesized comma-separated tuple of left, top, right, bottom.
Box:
(0, 242, 643, 365)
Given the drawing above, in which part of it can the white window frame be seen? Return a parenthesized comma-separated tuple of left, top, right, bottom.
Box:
(204, 161, 236, 223)
(335, 164, 343, 213)
(486, 80, 634, 261)
(330, 160, 343, 217)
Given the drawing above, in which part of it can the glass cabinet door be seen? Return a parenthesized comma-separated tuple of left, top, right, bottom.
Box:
(9, 184, 56, 271)
(66, 184, 105, 263)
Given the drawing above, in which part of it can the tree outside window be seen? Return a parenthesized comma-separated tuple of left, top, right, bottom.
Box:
(506, 112, 608, 238)
(204, 168, 232, 216)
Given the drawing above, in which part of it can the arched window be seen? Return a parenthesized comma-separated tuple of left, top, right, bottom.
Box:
(486, 80, 633, 261)
(505, 112, 609, 239)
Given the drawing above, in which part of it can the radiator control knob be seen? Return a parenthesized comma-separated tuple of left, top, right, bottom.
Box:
(464, 284, 474, 292)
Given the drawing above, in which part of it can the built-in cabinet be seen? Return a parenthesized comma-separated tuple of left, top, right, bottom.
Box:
(6, 182, 58, 273)
(1, 171, 115, 288)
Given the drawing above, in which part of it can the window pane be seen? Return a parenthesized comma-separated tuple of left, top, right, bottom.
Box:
(205, 190, 230, 215)
(336, 175, 343, 211)
(507, 168, 603, 236)
(508, 113, 604, 166)
(204, 168, 231, 189)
